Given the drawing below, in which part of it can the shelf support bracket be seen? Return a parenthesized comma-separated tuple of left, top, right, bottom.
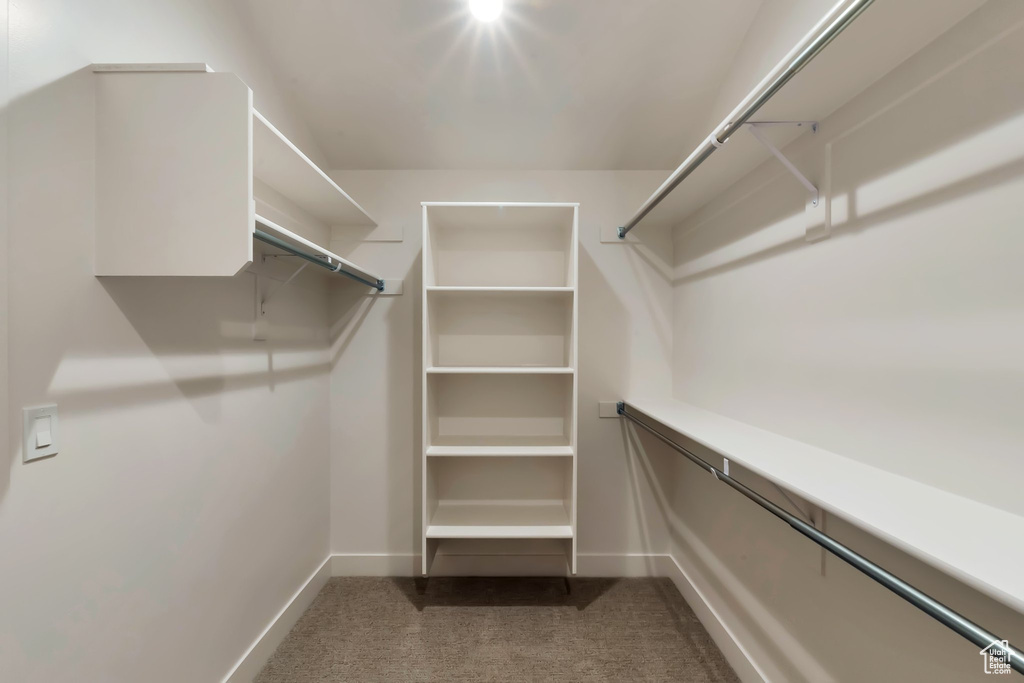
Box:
(259, 256, 310, 314)
(770, 481, 815, 525)
(743, 121, 819, 206)
(253, 255, 310, 341)
(769, 481, 827, 576)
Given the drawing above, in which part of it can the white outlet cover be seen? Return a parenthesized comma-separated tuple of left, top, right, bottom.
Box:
(23, 405, 59, 462)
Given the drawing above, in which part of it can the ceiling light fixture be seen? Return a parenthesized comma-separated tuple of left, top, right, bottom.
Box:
(469, 0, 503, 22)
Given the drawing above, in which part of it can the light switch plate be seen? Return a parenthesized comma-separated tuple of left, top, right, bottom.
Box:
(23, 405, 59, 462)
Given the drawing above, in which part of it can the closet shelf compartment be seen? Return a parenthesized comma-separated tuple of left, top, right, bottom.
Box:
(623, 397, 1024, 614)
(426, 502, 573, 539)
(423, 203, 577, 288)
(426, 373, 574, 449)
(426, 445, 574, 457)
(253, 110, 375, 227)
(426, 286, 574, 368)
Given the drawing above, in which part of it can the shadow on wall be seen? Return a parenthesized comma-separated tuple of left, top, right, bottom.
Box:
(4, 67, 329, 499)
(4, 68, 96, 502)
(57, 276, 331, 422)
(575, 245, 635, 557)
(328, 278, 377, 365)
(674, 18, 1024, 286)
(620, 224, 673, 368)
(623, 422, 830, 680)
(403, 251, 423, 566)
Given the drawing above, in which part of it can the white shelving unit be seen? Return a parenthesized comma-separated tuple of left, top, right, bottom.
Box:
(422, 203, 579, 575)
(623, 398, 1024, 614)
(92, 63, 376, 278)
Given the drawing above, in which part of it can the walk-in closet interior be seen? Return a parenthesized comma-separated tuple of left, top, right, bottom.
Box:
(2, 0, 1023, 680)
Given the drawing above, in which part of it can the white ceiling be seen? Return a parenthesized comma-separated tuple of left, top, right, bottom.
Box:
(236, 0, 763, 170)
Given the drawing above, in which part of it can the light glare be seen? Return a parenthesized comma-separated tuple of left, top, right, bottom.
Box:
(469, 0, 503, 22)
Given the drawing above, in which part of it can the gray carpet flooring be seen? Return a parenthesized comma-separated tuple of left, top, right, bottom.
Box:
(255, 577, 739, 682)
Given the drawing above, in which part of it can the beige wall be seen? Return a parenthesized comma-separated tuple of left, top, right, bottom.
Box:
(1, 1, 332, 681)
(325, 170, 676, 569)
(1, 0, 9, 538)
(659, 1, 1024, 680)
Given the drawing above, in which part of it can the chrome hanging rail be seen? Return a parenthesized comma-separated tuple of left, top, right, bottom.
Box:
(617, 401, 1024, 674)
(254, 216, 384, 291)
(618, 0, 876, 238)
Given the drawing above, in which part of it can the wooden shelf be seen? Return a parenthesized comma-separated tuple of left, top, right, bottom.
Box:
(426, 502, 573, 539)
(426, 366, 573, 375)
(252, 110, 375, 228)
(426, 445, 574, 457)
(624, 397, 1024, 613)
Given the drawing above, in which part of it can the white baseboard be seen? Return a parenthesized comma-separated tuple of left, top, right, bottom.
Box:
(330, 552, 673, 577)
(223, 556, 332, 683)
(661, 552, 766, 683)
(331, 553, 420, 576)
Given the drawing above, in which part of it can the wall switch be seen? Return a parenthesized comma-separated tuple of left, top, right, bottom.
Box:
(23, 405, 59, 462)
(598, 401, 621, 418)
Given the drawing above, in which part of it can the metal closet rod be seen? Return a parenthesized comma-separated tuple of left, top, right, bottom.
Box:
(617, 402, 1024, 675)
(618, 0, 876, 238)
(253, 226, 384, 292)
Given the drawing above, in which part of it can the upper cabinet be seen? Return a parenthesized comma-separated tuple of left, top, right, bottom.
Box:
(93, 64, 376, 277)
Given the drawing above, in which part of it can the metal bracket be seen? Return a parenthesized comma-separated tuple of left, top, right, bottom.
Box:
(252, 255, 311, 341)
(769, 481, 827, 576)
(743, 121, 819, 206)
(770, 481, 815, 524)
(259, 254, 309, 316)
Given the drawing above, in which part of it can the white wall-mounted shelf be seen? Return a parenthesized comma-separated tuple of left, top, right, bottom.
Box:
(623, 397, 1024, 615)
(252, 111, 374, 227)
(93, 64, 377, 277)
(422, 203, 579, 576)
(625, 2, 983, 231)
